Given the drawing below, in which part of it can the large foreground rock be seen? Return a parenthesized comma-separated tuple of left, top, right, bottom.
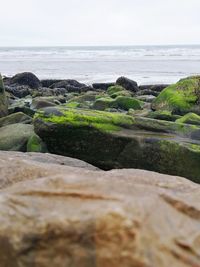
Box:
(34, 107, 200, 182)
(0, 151, 200, 267)
(0, 74, 8, 117)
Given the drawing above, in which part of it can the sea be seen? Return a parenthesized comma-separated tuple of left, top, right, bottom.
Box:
(0, 45, 200, 85)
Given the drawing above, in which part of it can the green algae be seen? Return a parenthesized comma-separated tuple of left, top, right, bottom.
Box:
(176, 112, 200, 126)
(27, 134, 47, 152)
(107, 85, 125, 96)
(152, 78, 200, 115)
(35, 108, 134, 133)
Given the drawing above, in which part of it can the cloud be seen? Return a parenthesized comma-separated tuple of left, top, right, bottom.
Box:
(0, 0, 200, 46)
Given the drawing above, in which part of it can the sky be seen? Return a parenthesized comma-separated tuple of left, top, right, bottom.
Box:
(0, 0, 200, 46)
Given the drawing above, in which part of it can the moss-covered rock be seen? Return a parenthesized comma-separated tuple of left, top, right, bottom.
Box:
(147, 111, 181, 122)
(131, 116, 200, 140)
(0, 123, 35, 151)
(152, 76, 200, 115)
(27, 134, 47, 152)
(92, 97, 115, 111)
(0, 74, 8, 118)
(176, 112, 200, 126)
(107, 85, 132, 98)
(0, 112, 32, 127)
(107, 85, 125, 96)
(111, 96, 144, 111)
(34, 107, 200, 182)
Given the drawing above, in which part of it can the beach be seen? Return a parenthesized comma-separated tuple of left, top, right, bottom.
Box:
(1, 45, 200, 84)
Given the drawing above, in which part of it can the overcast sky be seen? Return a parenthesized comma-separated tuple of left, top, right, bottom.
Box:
(0, 0, 200, 46)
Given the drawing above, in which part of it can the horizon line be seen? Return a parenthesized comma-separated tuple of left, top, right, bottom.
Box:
(0, 44, 200, 48)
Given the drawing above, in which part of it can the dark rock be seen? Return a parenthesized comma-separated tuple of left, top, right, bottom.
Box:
(116, 76, 139, 92)
(50, 80, 86, 89)
(92, 82, 115, 91)
(139, 84, 170, 92)
(5, 85, 31, 98)
(31, 98, 57, 110)
(136, 89, 159, 97)
(41, 79, 63, 88)
(10, 72, 41, 89)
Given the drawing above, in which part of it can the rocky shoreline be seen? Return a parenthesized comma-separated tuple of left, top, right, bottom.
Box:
(1, 72, 200, 181)
(1, 72, 200, 266)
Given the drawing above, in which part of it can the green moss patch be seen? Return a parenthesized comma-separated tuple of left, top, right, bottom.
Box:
(107, 85, 125, 95)
(35, 108, 134, 133)
(152, 77, 200, 115)
(176, 112, 200, 126)
(27, 134, 47, 152)
(111, 96, 144, 111)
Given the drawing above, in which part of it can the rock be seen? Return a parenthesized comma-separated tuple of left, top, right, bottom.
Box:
(93, 96, 143, 111)
(8, 97, 35, 117)
(93, 97, 115, 111)
(136, 89, 159, 97)
(41, 79, 63, 87)
(10, 72, 41, 89)
(0, 152, 200, 267)
(116, 76, 139, 92)
(0, 123, 42, 152)
(176, 112, 200, 126)
(135, 95, 156, 103)
(5, 84, 31, 98)
(152, 77, 200, 115)
(49, 80, 89, 93)
(92, 82, 115, 90)
(0, 151, 99, 173)
(147, 111, 181, 122)
(0, 112, 32, 127)
(139, 84, 170, 92)
(31, 87, 68, 97)
(31, 98, 57, 110)
(107, 85, 133, 98)
(34, 107, 200, 182)
(111, 96, 144, 111)
(26, 134, 48, 152)
(0, 74, 8, 117)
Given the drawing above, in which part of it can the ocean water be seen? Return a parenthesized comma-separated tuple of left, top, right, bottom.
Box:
(0, 45, 200, 85)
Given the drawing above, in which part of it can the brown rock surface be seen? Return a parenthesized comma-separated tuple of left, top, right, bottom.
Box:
(0, 151, 200, 267)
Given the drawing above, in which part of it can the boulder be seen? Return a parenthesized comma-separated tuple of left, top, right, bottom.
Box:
(49, 80, 90, 93)
(10, 72, 41, 89)
(5, 84, 31, 98)
(0, 112, 32, 127)
(92, 82, 115, 90)
(93, 96, 143, 111)
(31, 97, 57, 110)
(139, 84, 170, 92)
(116, 76, 139, 92)
(152, 76, 200, 115)
(0, 152, 200, 267)
(34, 107, 200, 182)
(0, 151, 99, 173)
(176, 113, 200, 126)
(147, 111, 181, 122)
(0, 123, 44, 152)
(41, 79, 63, 87)
(135, 95, 156, 103)
(0, 74, 8, 117)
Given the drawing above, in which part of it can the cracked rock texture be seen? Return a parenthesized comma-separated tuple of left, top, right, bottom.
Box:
(0, 151, 200, 267)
